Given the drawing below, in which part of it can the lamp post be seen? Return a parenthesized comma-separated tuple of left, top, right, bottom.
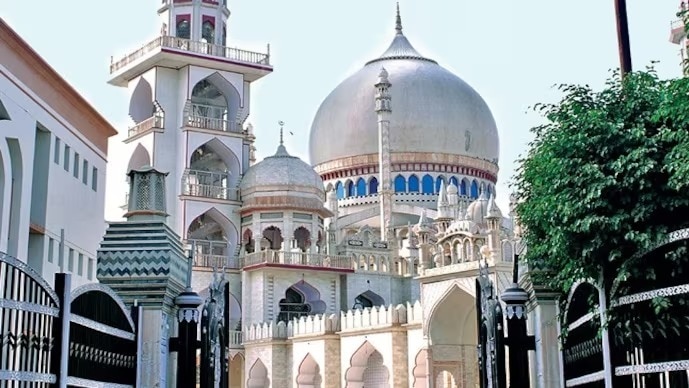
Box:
(615, 0, 633, 78)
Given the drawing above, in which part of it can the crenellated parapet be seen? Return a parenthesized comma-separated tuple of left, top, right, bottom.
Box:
(406, 300, 423, 325)
(340, 304, 408, 332)
(291, 313, 340, 337)
(244, 321, 288, 343)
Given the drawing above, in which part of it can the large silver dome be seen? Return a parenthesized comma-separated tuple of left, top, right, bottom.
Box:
(308, 16, 499, 170)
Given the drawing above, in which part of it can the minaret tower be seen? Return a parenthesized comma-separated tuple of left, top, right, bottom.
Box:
(375, 66, 393, 241)
(107, 0, 272, 278)
(671, 0, 688, 74)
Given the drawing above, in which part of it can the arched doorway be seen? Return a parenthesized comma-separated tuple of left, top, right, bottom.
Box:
(277, 281, 326, 323)
(352, 290, 385, 310)
(228, 353, 244, 388)
(188, 73, 241, 132)
(427, 285, 478, 388)
(296, 353, 322, 388)
(246, 359, 269, 388)
(345, 341, 390, 388)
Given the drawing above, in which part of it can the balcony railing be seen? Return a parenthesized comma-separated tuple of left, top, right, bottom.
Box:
(183, 102, 239, 133)
(181, 169, 239, 201)
(229, 330, 242, 348)
(192, 253, 240, 269)
(128, 114, 164, 139)
(110, 35, 270, 74)
(242, 250, 352, 270)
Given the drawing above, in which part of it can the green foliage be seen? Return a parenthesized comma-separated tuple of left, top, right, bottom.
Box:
(514, 68, 689, 303)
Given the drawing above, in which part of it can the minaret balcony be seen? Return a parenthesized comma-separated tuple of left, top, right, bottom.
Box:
(181, 169, 239, 201)
(183, 102, 241, 134)
(124, 114, 164, 143)
(108, 36, 272, 87)
(242, 250, 354, 273)
(671, 19, 686, 44)
(188, 238, 239, 269)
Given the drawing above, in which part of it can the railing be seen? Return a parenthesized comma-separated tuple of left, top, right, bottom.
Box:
(110, 35, 271, 74)
(228, 330, 242, 348)
(181, 169, 239, 201)
(242, 250, 352, 270)
(128, 114, 164, 138)
(192, 253, 240, 269)
(183, 102, 239, 133)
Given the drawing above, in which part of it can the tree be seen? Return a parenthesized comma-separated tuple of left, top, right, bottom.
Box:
(513, 68, 689, 307)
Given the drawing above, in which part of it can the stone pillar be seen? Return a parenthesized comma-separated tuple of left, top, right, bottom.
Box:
(391, 328, 410, 387)
(323, 335, 342, 387)
(524, 283, 563, 388)
(375, 67, 393, 242)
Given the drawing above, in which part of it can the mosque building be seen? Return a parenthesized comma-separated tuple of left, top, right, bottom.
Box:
(107, 1, 523, 386)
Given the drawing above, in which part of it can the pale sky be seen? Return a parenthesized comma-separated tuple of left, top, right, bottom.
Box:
(1, 0, 682, 219)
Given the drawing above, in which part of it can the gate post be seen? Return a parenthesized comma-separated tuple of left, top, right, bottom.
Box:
(501, 259, 535, 388)
(173, 287, 203, 387)
(51, 273, 71, 388)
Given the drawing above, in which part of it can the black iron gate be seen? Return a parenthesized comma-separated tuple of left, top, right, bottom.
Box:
(476, 259, 506, 388)
(0, 251, 139, 387)
(199, 272, 231, 388)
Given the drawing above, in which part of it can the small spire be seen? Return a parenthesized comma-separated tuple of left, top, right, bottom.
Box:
(395, 2, 403, 34)
(278, 120, 285, 145)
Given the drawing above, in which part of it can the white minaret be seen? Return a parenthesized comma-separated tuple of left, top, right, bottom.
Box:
(375, 67, 393, 242)
(107, 0, 272, 273)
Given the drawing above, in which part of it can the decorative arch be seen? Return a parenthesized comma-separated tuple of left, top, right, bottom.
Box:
(421, 174, 434, 194)
(293, 226, 311, 252)
(277, 280, 326, 322)
(325, 182, 334, 192)
(262, 226, 283, 250)
(369, 177, 379, 195)
(296, 353, 322, 388)
(346, 180, 355, 197)
(470, 180, 479, 198)
(460, 178, 469, 196)
(412, 349, 429, 388)
(189, 137, 241, 188)
(243, 229, 254, 253)
(435, 175, 445, 193)
(449, 176, 458, 188)
(201, 19, 215, 43)
(353, 290, 385, 309)
(186, 207, 239, 262)
(425, 282, 476, 341)
(128, 77, 154, 123)
(229, 352, 245, 388)
(176, 17, 190, 39)
(336, 181, 345, 199)
(394, 175, 406, 193)
(190, 72, 241, 132)
(355, 177, 366, 196)
(247, 359, 269, 388)
(70, 283, 135, 331)
(127, 144, 151, 173)
(408, 175, 420, 192)
(345, 341, 390, 388)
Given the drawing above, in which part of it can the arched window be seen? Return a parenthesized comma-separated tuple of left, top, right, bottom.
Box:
(176, 19, 190, 39)
(294, 227, 311, 252)
(449, 176, 458, 188)
(435, 176, 445, 193)
(356, 178, 367, 196)
(421, 175, 434, 194)
(470, 180, 479, 198)
(408, 175, 419, 192)
(202, 20, 215, 43)
(369, 177, 378, 195)
(352, 291, 385, 310)
(336, 182, 344, 199)
(346, 181, 355, 197)
(487, 184, 492, 197)
(278, 287, 310, 322)
(394, 175, 406, 193)
(262, 226, 283, 250)
(460, 180, 467, 196)
(243, 229, 254, 254)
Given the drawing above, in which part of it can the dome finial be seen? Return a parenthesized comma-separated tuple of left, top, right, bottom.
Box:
(395, 2, 403, 34)
(278, 120, 285, 146)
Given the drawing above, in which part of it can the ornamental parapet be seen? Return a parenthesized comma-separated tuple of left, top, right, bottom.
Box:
(339, 304, 408, 333)
(242, 250, 353, 271)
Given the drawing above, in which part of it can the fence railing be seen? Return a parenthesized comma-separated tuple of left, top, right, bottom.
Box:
(181, 169, 239, 201)
(192, 253, 240, 269)
(242, 250, 352, 269)
(183, 102, 239, 133)
(110, 35, 270, 74)
(128, 113, 164, 139)
(228, 330, 242, 348)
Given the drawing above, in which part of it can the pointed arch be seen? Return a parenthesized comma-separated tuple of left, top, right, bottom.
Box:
(243, 229, 254, 254)
(229, 352, 245, 388)
(368, 176, 379, 195)
(277, 280, 326, 322)
(346, 180, 355, 197)
(449, 176, 458, 188)
(435, 175, 445, 193)
(460, 178, 469, 196)
(186, 207, 239, 266)
(470, 180, 479, 198)
(127, 144, 151, 173)
(412, 349, 429, 388)
(128, 77, 154, 123)
(421, 174, 434, 194)
(336, 181, 345, 199)
(296, 353, 322, 388)
(394, 174, 406, 193)
(408, 175, 420, 192)
(247, 359, 269, 388)
(427, 283, 476, 346)
(353, 290, 385, 309)
(189, 137, 241, 188)
(293, 226, 311, 252)
(355, 177, 366, 196)
(190, 72, 241, 132)
(345, 341, 390, 388)
(262, 226, 283, 250)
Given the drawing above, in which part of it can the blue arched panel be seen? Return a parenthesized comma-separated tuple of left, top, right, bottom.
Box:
(356, 178, 367, 196)
(449, 176, 458, 188)
(422, 175, 434, 194)
(394, 175, 406, 193)
(470, 180, 479, 198)
(487, 184, 492, 197)
(336, 182, 344, 199)
(346, 181, 355, 197)
(408, 175, 419, 192)
(435, 176, 445, 193)
(369, 177, 379, 194)
(460, 180, 467, 196)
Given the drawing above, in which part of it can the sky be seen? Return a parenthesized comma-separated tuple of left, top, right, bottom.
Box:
(0, 0, 682, 220)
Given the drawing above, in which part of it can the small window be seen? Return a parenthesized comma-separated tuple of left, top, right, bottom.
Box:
(177, 19, 190, 39)
(87, 258, 95, 280)
(82, 160, 89, 184)
(73, 153, 80, 179)
(47, 238, 54, 263)
(91, 167, 98, 191)
(63, 145, 70, 171)
(202, 20, 215, 43)
(54, 138, 61, 164)
(77, 253, 84, 276)
(68, 248, 74, 272)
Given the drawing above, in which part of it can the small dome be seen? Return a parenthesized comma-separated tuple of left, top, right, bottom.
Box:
(447, 185, 458, 195)
(240, 144, 324, 193)
(466, 191, 489, 224)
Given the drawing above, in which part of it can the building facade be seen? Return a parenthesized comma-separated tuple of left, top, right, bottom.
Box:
(0, 18, 117, 288)
(106, 2, 537, 387)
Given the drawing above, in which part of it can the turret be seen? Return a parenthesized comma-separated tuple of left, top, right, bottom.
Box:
(375, 67, 394, 242)
(158, 0, 230, 46)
